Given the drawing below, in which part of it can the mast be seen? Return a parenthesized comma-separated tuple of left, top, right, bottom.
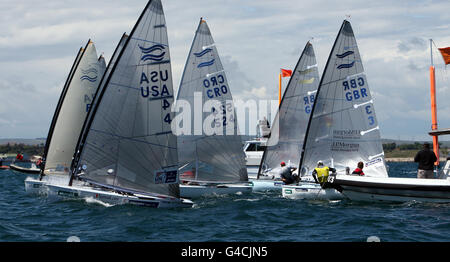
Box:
(429, 39, 440, 169)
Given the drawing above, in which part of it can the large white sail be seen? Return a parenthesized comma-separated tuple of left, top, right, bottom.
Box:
(175, 19, 248, 182)
(301, 20, 388, 178)
(258, 42, 319, 178)
(70, 33, 129, 170)
(43, 40, 106, 176)
(72, 0, 180, 198)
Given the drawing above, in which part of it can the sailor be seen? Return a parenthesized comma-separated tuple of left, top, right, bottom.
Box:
(351, 161, 365, 176)
(279, 161, 298, 185)
(312, 160, 336, 187)
(414, 142, 437, 179)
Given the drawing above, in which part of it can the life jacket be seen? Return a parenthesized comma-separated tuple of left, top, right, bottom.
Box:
(314, 167, 330, 183)
(352, 168, 365, 176)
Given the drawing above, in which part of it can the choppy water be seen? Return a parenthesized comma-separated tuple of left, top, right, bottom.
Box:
(1, 162, 450, 242)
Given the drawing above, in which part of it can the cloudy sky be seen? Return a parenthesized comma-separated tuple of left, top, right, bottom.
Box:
(0, 0, 449, 141)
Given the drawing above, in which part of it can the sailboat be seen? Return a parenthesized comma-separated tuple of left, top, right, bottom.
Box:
(26, 0, 193, 208)
(22, 40, 105, 184)
(283, 20, 386, 200)
(319, 21, 450, 203)
(253, 42, 320, 191)
(175, 18, 252, 198)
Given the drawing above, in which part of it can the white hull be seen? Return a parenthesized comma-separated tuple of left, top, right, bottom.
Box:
(10, 163, 40, 174)
(330, 175, 450, 203)
(180, 183, 253, 198)
(24, 177, 193, 208)
(250, 179, 284, 191)
(282, 183, 344, 200)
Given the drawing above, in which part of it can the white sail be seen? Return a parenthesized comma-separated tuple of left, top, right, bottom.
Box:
(43, 40, 106, 175)
(258, 42, 319, 178)
(175, 19, 248, 182)
(301, 20, 388, 178)
(70, 33, 129, 170)
(72, 0, 180, 198)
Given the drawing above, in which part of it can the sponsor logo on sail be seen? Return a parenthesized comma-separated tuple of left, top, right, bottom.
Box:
(336, 51, 354, 58)
(194, 48, 212, 57)
(337, 61, 355, 69)
(80, 68, 98, 82)
(138, 44, 166, 62)
(197, 59, 215, 68)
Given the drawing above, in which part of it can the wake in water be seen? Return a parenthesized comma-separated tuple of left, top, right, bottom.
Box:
(83, 197, 115, 207)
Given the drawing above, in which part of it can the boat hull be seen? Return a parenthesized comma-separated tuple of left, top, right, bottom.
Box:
(330, 175, 450, 203)
(10, 163, 40, 174)
(24, 177, 193, 208)
(282, 183, 344, 200)
(180, 183, 253, 198)
(250, 179, 284, 191)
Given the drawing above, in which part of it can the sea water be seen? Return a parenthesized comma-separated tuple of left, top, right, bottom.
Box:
(1, 162, 450, 242)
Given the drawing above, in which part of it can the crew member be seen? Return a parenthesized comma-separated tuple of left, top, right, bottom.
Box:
(352, 161, 365, 176)
(279, 161, 298, 185)
(312, 160, 336, 187)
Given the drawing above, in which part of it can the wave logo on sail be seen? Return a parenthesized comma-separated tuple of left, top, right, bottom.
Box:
(80, 68, 98, 82)
(138, 44, 166, 62)
(336, 51, 354, 58)
(337, 61, 355, 69)
(194, 48, 212, 57)
(197, 59, 215, 68)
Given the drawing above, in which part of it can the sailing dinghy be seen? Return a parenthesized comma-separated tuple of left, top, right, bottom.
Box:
(26, 0, 193, 208)
(328, 35, 450, 203)
(175, 18, 252, 198)
(283, 20, 387, 200)
(254, 42, 320, 191)
(24, 40, 105, 189)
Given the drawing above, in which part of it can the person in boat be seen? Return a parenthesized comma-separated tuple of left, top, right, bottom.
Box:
(36, 158, 43, 169)
(351, 161, 365, 176)
(180, 167, 197, 185)
(279, 161, 298, 185)
(414, 142, 437, 179)
(16, 152, 24, 161)
(312, 160, 336, 187)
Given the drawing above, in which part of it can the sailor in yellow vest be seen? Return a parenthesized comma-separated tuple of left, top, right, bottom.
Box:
(312, 160, 336, 187)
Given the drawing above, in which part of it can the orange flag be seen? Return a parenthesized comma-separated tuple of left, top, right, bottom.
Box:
(438, 47, 450, 65)
(280, 68, 292, 77)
